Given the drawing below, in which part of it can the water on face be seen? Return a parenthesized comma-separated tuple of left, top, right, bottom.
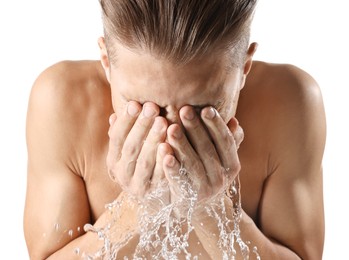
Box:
(82, 174, 260, 260)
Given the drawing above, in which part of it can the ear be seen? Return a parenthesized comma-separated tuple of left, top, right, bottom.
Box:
(243, 42, 258, 75)
(98, 37, 111, 82)
(239, 42, 258, 89)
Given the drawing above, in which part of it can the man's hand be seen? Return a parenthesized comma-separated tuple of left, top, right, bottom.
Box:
(162, 105, 243, 205)
(107, 101, 243, 205)
(106, 101, 170, 198)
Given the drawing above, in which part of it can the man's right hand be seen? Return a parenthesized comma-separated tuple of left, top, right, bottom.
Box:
(106, 101, 170, 198)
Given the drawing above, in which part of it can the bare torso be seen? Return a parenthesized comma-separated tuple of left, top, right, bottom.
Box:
(25, 59, 325, 259)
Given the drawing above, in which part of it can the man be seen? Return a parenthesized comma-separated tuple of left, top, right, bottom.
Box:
(24, 0, 326, 259)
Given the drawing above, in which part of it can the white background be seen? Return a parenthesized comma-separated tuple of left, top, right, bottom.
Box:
(0, 0, 347, 259)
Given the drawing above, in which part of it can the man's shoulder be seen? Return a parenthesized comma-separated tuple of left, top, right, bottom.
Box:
(29, 60, 111, 117)
(238, 60, 325, 163)
(27, 60, 112, 157)
(242, 61, 323, 119)
(32, 60, 107, 97)
(247, 61, 321, 100)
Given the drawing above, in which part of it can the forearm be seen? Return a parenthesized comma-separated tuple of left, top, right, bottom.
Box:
(238, 210, 300, 259)
(46, 229, 104, 260)
(193, 195, 301, 259)
(46, 192, 139, 259)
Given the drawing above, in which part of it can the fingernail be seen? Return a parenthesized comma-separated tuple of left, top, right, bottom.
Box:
(127, 103, 140, 116)
(204, 107, 216, 119)
(143, 105, 156, 118)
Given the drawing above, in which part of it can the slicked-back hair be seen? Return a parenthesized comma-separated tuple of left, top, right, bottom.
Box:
(99, 0, 257, 66)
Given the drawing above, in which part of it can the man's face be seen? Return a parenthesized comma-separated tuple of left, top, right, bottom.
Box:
(107, 42, 245, 124)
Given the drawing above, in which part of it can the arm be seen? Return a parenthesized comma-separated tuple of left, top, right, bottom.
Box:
(24, 64, 95, 259)
(256, 68, 326, 259)
(24, 63, 128, 259)
(193, 67, 326, 259)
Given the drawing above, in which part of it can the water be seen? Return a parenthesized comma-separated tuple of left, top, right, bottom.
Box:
(82, 171, 261, 259)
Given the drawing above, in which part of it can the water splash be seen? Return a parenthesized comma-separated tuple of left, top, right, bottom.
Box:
(82, 172, 260, 259)
(134, 179, 197, 259)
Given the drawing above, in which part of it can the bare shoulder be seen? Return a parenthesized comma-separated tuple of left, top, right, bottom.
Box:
(240, 60, 326, 172)
(29, 60, 110, 112)
(27, 60, 112, 176)
(238, 61, 326, 153)
(241, 61, 324, 112)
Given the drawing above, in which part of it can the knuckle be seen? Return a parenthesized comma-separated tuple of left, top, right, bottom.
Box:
(136, 116, 153, 129)
(223, 131, 234, 147)
(123, 144, 138, 157)
(234, 126, 245, 146)
(137, 158, 152, 172)
(230, 161, 241, 174)
(107, 168, 117, 182)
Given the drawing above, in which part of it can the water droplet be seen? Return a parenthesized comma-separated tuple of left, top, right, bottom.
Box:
(74, 247, 80, 255)
(54, 223, 60, 231)
(68, 229, 73, 237)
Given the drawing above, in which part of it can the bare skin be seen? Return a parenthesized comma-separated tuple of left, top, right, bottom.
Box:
(24, 39, 326, 259)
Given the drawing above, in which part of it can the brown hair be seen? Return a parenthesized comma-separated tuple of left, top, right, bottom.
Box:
(99, 0, 257, 66)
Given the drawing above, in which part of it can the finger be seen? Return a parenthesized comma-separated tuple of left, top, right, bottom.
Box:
(120, 102, 159, 178)
(132, 116, 167, 192)
(152, 143, 173, 187)
(107, 102, 141, 161)
(162, 153, 184, 198)
(201, 107, 241, 177)
(166, 123, 208, 185)
(227, 118, 244, 149)
(109, 113, 117, 126)
(179, 106, 223, 188)
(106, 102, 141, 178)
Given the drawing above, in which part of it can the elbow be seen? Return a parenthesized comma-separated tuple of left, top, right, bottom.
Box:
(25, 237, 58, 260)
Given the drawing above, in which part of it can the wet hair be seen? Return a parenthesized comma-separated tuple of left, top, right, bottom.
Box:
(99, 0, 257, 66)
